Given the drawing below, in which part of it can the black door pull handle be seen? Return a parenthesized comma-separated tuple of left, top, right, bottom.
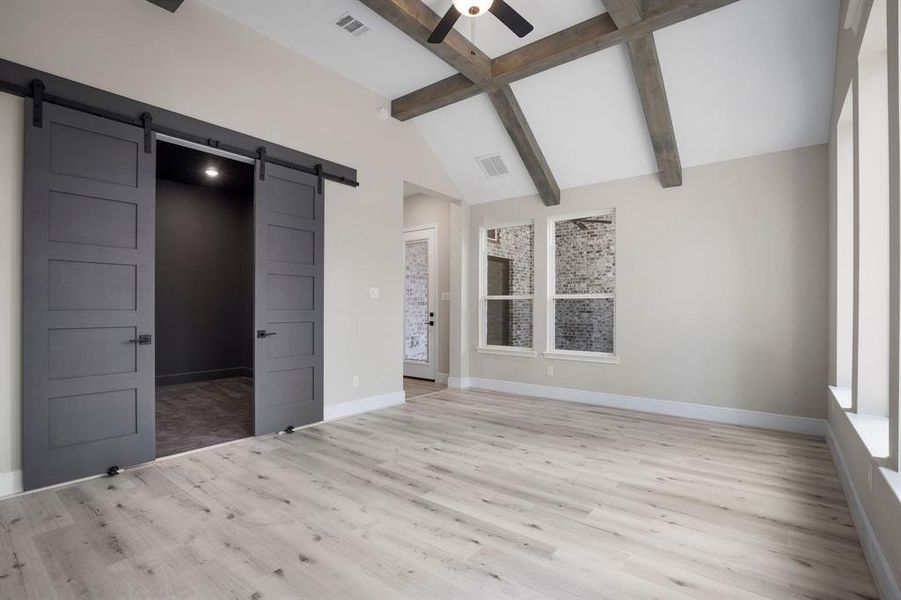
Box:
(128, 334, 152, 345)
(257, 330, 278, 338)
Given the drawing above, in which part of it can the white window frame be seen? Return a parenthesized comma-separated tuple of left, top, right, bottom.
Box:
(477, 220, 536, 357)
(544, 210, 619, 364)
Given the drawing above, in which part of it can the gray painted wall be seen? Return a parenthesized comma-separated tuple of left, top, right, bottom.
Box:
(155, 178, 253, 383)
(469, 145, 829, 419)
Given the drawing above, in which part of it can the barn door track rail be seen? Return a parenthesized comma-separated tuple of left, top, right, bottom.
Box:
(0, 62, 359, 189)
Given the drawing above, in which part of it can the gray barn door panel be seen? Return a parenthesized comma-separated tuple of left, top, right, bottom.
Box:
(23, 102, 155, 490)
(254, 163, 323, 434)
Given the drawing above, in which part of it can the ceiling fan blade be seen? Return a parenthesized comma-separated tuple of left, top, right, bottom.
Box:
(145, 0, 184, 12)
(428, 6, 462, 44)
(489, 0, 534, 38)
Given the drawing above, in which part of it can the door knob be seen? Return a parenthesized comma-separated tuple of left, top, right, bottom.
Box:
(128, 334, 152, 345)
(257, 330, 278, 338)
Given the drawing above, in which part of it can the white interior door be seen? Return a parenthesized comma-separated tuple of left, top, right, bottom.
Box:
(403, 226, 437, 380)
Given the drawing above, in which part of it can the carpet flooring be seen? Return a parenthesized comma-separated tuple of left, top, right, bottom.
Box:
(155, 377, 254, 458)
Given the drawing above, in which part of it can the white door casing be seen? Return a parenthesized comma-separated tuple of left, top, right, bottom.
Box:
(403, 225, 437, 380)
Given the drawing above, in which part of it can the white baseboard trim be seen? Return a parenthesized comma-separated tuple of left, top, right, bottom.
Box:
(462, 377, 826, 436)
(324, 391, 406, 422)
(436, 372, 449, 385)
(0, 469, 22, 498)
(0, 393, 407, 502)
(447, 376, 471, 389)
(827, 424, 901, 600)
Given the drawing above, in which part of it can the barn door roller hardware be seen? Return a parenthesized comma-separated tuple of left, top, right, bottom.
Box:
(5, 78, 360, 188)
(258, 146, 267, 181)
(141, 112, 153, 153)
(315, 163, 324, 194)
(31, 80, 44, 127)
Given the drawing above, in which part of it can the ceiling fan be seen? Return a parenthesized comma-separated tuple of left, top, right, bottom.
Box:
(428, 0, 534, 44)
(574, 218, 612, 231)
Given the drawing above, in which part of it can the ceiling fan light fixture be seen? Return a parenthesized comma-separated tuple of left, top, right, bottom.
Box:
(452, 0, 493, 17)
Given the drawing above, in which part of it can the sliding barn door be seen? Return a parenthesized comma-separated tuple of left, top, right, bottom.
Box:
(253, 162, 323, 434)
(23, 102, 156, 490)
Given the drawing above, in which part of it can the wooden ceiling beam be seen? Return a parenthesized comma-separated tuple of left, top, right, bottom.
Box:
(493, 0, 736, 83)
(358, 0, 492, 84)
(368, 0, 558, 204)
(390, 0, 737, 121)
(487, 85, 560, 206)
(392, 73, 483, 121)
(603, 0, 643, 25)
(606, 0, 682, 187)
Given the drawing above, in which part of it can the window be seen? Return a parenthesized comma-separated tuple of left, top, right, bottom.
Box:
(547, 211, 617, 362)
(479, 222, 534, 353)
(835, 85, 853, 395)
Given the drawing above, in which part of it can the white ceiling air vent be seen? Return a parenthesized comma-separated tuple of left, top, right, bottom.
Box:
(477, 154, 509, 178)
(334, 13, 370, 37)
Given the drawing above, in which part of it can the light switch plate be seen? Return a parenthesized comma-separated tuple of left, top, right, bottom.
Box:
(369, 287, 380, 299)
(441, 291, 450, 301)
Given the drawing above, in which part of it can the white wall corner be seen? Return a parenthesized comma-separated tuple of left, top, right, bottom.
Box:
(827, 425, 901, 600)
(324, 391, 405, 422)
(465, 378, 827, 436)
(0, 470, 23, 499)
(447, 376, 471, 389)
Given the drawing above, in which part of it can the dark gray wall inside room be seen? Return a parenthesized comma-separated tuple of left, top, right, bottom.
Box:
(155, 143, 254, 385)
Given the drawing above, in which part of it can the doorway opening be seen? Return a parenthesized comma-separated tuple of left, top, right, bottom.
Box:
(403, 186, 461, 399)
(403, 224, 437, 381)
(155, 140, 255, 457)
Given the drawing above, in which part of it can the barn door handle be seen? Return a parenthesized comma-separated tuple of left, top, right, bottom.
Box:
(257, 330, 278, 338)
(129, 334, 152, 345)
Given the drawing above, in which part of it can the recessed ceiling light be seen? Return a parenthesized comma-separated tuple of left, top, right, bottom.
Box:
(204, 167, 219, 178)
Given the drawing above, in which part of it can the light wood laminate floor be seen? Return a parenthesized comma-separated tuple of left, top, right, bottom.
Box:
(0, 388, 877, 599)
(403, 377, 447, 399)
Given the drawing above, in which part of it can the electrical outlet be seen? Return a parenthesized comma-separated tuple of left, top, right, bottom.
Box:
(546, 365, 554, 376)
(369, 287, 380, 299)
(352, 375, 359, 389)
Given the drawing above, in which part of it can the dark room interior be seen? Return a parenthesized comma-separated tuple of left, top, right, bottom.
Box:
(155, 140, 254, 457)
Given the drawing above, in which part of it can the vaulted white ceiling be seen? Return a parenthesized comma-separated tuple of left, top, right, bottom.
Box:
(202, 0, 839, 204)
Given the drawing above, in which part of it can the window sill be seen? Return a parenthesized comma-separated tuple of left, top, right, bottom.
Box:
(543, 351, 619, 364)
(830, 385, 852, 410)
(829, 386, 889, 460)
(475, 346, 537, 358)
(846, 412, 890, 461)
